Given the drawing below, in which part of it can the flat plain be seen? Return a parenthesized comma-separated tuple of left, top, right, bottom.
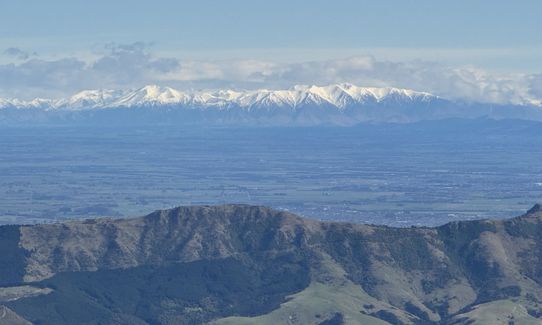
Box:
(1, 118, 541, 226)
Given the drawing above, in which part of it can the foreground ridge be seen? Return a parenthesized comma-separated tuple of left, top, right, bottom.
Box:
(1, 203, 542, 324)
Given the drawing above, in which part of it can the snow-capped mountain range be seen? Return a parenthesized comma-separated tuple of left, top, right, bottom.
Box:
(1, 83, 541, 126)
(0, 84, 436, 110)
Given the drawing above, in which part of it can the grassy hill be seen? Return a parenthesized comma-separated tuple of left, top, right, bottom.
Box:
(1, 204, 542, 324)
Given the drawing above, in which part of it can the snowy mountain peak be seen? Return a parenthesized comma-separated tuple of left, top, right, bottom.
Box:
(0, 83, 438, 111)
(60, 89, 124, 109)
(110, 85, 189, 107)
(1, 84, 542, 125)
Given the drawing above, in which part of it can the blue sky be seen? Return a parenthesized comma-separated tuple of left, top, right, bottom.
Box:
(3, 0, 541, 50)
(1, 0, 541, 103)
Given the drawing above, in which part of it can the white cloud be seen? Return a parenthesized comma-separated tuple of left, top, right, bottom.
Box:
(3, 47, 33, 60)
(0, 43, 541, 106)
(529, 74, 542, 98)
(165, 56, 541, 105)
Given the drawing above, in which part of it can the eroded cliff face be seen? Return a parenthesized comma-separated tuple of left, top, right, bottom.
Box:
(2, 204, 542, 324)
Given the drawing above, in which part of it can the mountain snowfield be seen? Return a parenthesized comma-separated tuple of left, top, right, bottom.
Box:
(0, 83, 437, 110)
(1, 83, 541, 125)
